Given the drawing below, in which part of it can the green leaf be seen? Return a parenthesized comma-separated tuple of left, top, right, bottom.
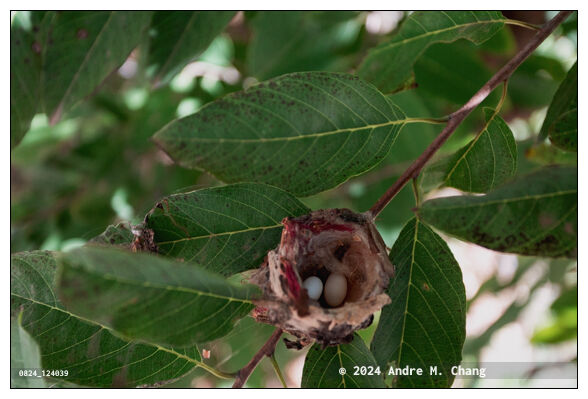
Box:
(145, 183, 309, 275)
(358, 11, 505, 93)
(11, 316, 46, 388)
(57, 246, 259, 347)
(508, 55, 561, 109)
(371, 218, 466, 388)
(11, 251, 210, 387)
(149, 11, 235, 84)
(89, 222, 134, 246)
(301, 334, 385, 388)
(443, 108, 517, 193)
(541, 62, 577, 152)
(419, 166, 577, 258)
(154, 72, 407, 197)
(10, 12, 50, 149)
(246, 11, 361, 80)
(41, 11, 152, 122)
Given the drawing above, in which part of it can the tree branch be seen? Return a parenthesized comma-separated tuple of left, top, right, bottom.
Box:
(368, 10, 572, 218)
(232, 328, 283, 388)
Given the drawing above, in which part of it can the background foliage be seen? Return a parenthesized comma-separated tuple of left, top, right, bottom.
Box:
(11, 11, 577, 388)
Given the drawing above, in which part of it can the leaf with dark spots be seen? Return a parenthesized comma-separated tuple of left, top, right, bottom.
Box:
(153, 72, 408, 196)
(419, 166, 577, 258)
(371, 218, 465, 388)
(11, 251, 207, 387)
(146, 183, 309, 275)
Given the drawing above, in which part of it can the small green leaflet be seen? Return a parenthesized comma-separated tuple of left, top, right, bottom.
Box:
(443, 107, 517, 193)
(301, 334, 385, 388)
(11, 316, 46, 388)
(57, 246, 259, 347)
(145, 183, 310, 275)
(11, 251, 208, 387)
(358, 11, 506, 93)
(41, 11, 152, 122)
(419, 166, 577, 258)
(153, 72, 407, 197)
(371, 218, 466, 388)
(540, 62, 577, 152)
(149, 11, 235, 84)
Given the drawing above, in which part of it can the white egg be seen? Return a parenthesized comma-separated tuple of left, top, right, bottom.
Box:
(303, 276, 323, 300)
(324, 273, 347, 307)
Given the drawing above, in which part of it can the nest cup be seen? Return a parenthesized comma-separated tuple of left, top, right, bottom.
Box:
(251, 208, 395, 347)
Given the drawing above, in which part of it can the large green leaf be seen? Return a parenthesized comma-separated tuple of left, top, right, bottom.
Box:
(11, 251, 212, 387)
(419, 166, 577, 258)
(11, 316, 45, 388)
(540, 62, 577, 152)
(56, 246, 259, 347)
(246, 11, 361, 80)
(41, 11, 152, 122)
(153, 72, 407, 196)
(443, 108, 517, 193)
(358, 11, 505, 93)
(145, 183, 309, 275)
(301, 334, 385, 388)
(10, 12, 47, 149)
(149, 11, 235, 84)
(371, 218, 466, 388)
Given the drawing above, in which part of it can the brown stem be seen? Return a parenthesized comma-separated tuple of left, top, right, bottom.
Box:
(232, 328, 283, 388)
(368, 11, 572, 218)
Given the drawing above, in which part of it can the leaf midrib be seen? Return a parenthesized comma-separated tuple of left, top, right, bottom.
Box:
(65, 265, 255, 303)
(155, 223, 283, 245)
(423, 189, 577, 211)
(369, 17, 507, 56)
(158, 118, 408, 144)
(444, 108, 501, 185)
(396, 218, 419, 367)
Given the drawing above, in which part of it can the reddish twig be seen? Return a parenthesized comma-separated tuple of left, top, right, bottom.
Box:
(368, 11, 572, 218)
(232, 328, 283, 388)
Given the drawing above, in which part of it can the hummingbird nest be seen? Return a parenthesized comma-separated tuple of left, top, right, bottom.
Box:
(250, 208, 394, 348)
